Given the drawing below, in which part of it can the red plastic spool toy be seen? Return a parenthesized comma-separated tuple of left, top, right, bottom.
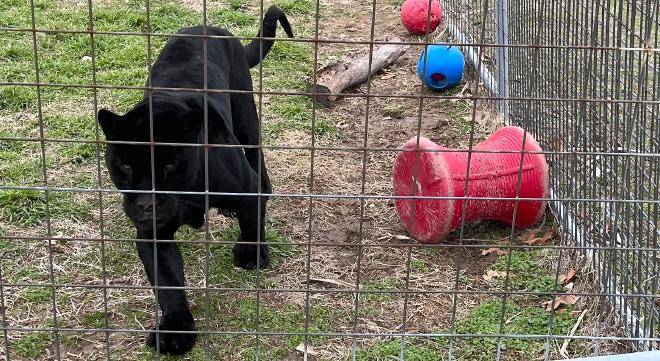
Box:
(393, 126, 549, 243)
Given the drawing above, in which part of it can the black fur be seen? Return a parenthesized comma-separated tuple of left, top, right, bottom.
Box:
(97, 6, 292, 355)
(244, 6, 293, 68)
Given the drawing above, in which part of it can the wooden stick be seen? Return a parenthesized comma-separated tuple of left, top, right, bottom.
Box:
(559, 309, 588, 359)
(309, 37, 409, 105)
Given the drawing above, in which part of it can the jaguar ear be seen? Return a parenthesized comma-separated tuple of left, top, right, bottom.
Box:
(97, 109, 125, 141)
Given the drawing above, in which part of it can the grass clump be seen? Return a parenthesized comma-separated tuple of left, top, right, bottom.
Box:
(382, 104, 405, 119)
(205, 225, 295, 287)
(355, 338, 445, 361)
(138, 298, 331, 361)
(19, 286, 53, 304)
(82, 311, 108, 329)
(454, 247, 576, 360)
(454, 299, 576, 361)
(410, 258, 431, 272)
(360, 277, 399, 304)
(0, 139, 44, 187)
(222, 298, 331, 346)
(228, 0, 249, 11)
(0, 189, 91, 226)
(209, 8, 257, 28)
(277, 0, 315, 15)
(0, 240, 18, 254)
(14, 332, 51, 358)
(265, 96, 335, 138)
(492, 251, 562, 296)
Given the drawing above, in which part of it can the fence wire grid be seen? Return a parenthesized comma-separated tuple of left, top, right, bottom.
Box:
(0, 0, 658, 360)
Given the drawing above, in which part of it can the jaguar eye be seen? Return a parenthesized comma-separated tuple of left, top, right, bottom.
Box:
(121, 164, 131, 171)
(164, 163, 177, 171)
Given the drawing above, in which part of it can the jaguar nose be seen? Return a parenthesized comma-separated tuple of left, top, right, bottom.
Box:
(136, 199, 154, 215)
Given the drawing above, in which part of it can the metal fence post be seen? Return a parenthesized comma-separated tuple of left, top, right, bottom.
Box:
(496, 0, 510, 120)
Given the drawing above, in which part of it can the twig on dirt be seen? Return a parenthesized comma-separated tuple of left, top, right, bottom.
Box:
(558, 308, 588, 358)
(295, 343, 319, 356)
(306, 277, 356, 289)
(505, 310, 525, 324)
(459, 81, 470, 95)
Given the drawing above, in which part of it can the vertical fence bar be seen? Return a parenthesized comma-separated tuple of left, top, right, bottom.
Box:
(85, 0, 111, 359)
(27, 0, 61, 359)
(495, 0, 509, 120)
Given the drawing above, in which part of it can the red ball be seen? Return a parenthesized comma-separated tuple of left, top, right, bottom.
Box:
(400, 0, 443, 35)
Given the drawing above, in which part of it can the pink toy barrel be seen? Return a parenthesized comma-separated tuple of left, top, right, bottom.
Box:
(393, 126, 549, 243)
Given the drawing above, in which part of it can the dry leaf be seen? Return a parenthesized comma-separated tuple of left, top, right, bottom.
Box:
(483, 270, 507, 281)
(522, 229, 539, 242)
(522, 228, 557, 246)
(295, 343, 319, 356)
(542, 228, 557, 241)
(542, 295, 580, 312)
(564, 282, 574, 292)
(481, 247, 508, 256)
(522, 237, 543, 245)
(559, 269, 577, 285)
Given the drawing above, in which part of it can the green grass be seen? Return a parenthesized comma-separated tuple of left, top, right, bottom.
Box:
(410, 258, 431, 272)
(222, 298, 331, 345)
(82, 311, 108, 329)
(0, 240, 18, 253)
(1, 0, 333, 141)
(361, 278, 399, 304)
(277, 0, 316, 15)
(19, 286, 53, 303)
(454, 299, 576, 361)
(205, 224, 295, 288)
(492, 251, 562, 297)
(5, 265, 49, 284)
(135, 298, 332, 361)
(228, 0, 249, 11)
(450, 248, 576, 360)
(13, 332, 51, 358)
(382, 104, 405, 119)
(0, 189, 92, 226)
(210, 8, 258, 28)
(0, 139, 44, 187)
(0, 0, 201, 111)
(449, 102, 474, 136)
(265, 95, 335, 138)
(355, 338, 446, 361)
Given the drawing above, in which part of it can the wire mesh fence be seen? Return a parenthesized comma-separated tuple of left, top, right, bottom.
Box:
(0, 0, 658, 360)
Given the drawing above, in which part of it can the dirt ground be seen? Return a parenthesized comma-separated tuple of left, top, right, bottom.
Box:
(261, 1, 628, 359)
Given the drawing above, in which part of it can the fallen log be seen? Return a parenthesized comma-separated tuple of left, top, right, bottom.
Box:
(308, 37, 409, 105)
